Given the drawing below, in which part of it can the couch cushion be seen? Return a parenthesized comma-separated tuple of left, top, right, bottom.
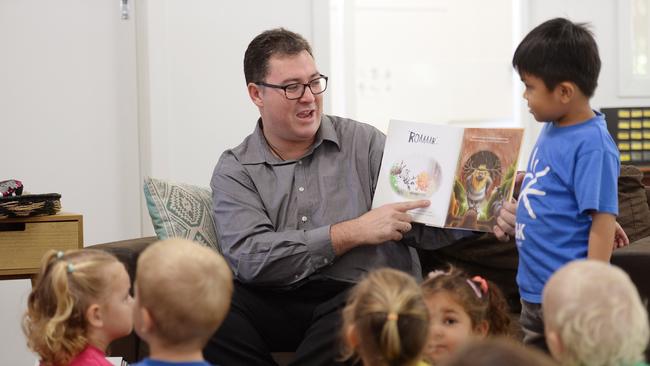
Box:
(617, 165, 650, 243)
(143, 177, 219, 252)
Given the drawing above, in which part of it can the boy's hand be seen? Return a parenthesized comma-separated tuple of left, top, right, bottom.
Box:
(493, 200, 517, 242)
(613, 221, 629, 249)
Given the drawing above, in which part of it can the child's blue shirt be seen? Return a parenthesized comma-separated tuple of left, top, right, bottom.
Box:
(515, 112, 619, 303)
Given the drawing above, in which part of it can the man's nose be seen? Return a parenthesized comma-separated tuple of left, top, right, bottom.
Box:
(299, 85, 316, 102)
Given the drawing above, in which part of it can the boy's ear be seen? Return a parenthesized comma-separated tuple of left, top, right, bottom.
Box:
(555, 81, 575, 103)
(85, 303, 104, 328)
(248, 83, 264, 108)
(546, 328, 565, 360)
(137, 306, 155, 335)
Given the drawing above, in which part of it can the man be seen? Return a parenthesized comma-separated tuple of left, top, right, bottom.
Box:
(205, 28, 512, 366)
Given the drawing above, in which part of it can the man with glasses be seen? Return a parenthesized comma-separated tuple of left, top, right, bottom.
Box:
(206, 28, 515, 365)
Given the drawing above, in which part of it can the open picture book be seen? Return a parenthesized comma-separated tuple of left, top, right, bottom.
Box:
(372, 119, 524, 232)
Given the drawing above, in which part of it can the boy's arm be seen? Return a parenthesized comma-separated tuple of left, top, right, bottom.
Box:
(588, 212, 616, 261)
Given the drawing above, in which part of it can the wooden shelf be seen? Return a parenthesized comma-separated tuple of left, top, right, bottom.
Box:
(0, 213, 83, 279)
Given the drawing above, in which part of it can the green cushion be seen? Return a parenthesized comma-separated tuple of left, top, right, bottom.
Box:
(143, 177, 219, 252)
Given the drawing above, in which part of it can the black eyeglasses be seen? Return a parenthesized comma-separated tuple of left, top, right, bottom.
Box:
(255, 75, 328, 100)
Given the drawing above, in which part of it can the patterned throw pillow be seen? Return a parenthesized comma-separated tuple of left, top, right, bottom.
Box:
(143, 177, 220, 252)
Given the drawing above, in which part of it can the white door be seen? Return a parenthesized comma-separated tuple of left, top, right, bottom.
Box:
(0, 0, 139, 364)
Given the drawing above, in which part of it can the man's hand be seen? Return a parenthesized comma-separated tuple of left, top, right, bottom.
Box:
(331, 200, 430, 255)
(613, 221, 629, 249)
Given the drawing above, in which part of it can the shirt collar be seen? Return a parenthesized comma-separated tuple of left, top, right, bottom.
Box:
(238, 115, 340, 165)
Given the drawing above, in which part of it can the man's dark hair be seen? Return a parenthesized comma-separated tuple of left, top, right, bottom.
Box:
(512, 18, 601, 97)
(244, 28, 313, 84)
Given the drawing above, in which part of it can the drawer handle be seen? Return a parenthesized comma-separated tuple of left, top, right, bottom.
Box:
(0, 223, 26, 232)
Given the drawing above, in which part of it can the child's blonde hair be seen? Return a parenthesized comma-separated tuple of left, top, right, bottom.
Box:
(23, 249, 121, 366)
(135, 238, 233, 348)
(341, 268, 429, 366)
(421, 266, 511, 336)
(543, 260, 649, 366)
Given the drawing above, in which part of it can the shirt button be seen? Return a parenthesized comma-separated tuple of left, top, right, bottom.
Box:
(298, 187, 305, 192)
(298, 160, 303, 165)
(323, 258, 328, 264)
(301, 216, 308, 223)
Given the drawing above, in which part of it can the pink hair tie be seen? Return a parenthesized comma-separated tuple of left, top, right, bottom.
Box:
(471, 276, 489, 295)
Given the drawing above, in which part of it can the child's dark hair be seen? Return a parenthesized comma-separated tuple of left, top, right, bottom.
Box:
(421, 266, 511, 336)
(512, 17, 601, 97)
(341, 268, 429, 366)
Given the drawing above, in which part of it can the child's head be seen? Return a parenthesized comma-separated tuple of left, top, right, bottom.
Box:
(134, 238, 233, 351)
(421, 267, 511, 365)
(543, 259, 649, 366)
(23, 249, 133, 366)
(512, 18, 600, 122)
(341, 268, 429, 366)
(441, 337, 557, 366)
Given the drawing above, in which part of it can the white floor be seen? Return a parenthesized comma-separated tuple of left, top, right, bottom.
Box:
(0, 279, 38, 365)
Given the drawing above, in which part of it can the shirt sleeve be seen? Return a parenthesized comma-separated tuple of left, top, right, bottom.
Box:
(211, 152, 336, 287)
(574, 149, 619, 215)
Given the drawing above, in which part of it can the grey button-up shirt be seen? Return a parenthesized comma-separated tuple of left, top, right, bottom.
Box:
(211, 115, 469, 288)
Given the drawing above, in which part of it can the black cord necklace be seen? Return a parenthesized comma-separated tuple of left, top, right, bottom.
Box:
(264, 135, 286, 161)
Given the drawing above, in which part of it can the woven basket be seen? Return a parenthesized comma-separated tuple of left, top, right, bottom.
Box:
(0, 193, 61, 219)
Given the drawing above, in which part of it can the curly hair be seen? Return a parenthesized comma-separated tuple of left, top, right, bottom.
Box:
(421, 265, 511, 336)
(543, 260, 649, 366)
(22, 249, 119, 366)
(340, 268, 429, 366)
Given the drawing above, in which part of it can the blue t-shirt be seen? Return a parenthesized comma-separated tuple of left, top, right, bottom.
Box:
(515, 112, 619, 303)
(131, 359, 213, 366)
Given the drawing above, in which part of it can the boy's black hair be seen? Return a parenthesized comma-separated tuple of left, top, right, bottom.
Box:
(512, 18, 601, 97)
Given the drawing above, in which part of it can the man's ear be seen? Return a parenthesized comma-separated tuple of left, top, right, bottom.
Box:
(555, 81, 575, 103)
(85, 303, 103, 328)
(248, 83, 264, 108)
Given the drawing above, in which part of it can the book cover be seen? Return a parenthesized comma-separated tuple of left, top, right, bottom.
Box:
(372, 120, 524, 232)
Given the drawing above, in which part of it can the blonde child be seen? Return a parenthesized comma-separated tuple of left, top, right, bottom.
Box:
(421, 267, 511, 365)
(341, 268, 430, 366)
(543, 260, 649, 366)
(131, 238, 233, 366)
(23, 249, 133, 366)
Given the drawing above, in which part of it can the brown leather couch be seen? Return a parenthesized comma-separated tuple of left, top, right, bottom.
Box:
(91, 165, 650, 363)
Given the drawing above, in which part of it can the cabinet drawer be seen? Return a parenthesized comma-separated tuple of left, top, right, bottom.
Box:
(0, 220, 81, 275)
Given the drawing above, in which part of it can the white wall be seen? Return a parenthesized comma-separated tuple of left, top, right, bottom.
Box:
(138, 0, 327, 188)
(0, 0, 140, 364)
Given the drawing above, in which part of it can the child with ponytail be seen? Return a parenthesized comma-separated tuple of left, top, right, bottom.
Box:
(23, 249, 133, 366)
(340, 268, 430, 366)
(421, 266, 511, 365)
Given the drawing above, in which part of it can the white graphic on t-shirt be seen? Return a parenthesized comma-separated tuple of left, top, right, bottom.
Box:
(515, 223, 526, 241)
(520, 147, 550, 219)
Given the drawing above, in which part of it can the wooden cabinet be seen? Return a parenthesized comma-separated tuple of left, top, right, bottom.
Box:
(0, 213, 83, 279)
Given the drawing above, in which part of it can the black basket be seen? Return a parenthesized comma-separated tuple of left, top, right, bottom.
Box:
(0, 193, 61, 219)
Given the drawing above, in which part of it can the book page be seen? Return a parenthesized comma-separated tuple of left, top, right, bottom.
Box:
(444, 128, 524, 231)
(372, 120, 464, 227)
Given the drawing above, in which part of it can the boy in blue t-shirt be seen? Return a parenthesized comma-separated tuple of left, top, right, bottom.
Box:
(512, 18, 620, 351)
(131, 239, 233, 366)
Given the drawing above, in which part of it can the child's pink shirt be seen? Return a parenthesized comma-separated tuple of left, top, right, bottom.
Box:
(68, 344, 112, 366)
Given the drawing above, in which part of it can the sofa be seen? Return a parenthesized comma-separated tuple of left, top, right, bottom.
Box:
(90, 167, 650, 363)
